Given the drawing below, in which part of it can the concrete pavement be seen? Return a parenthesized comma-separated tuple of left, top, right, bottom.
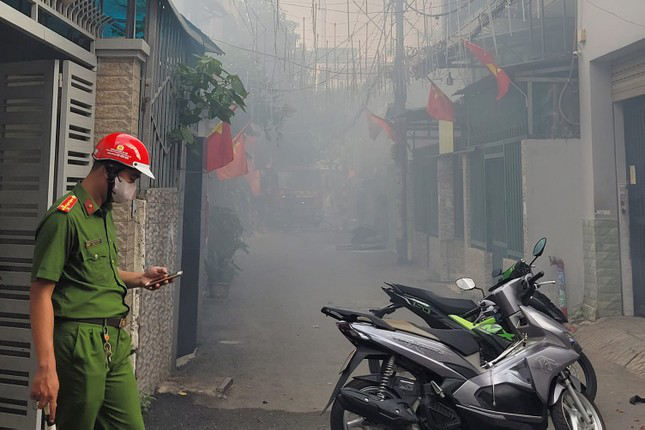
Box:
(575, 316, 645, 376)
(145, 230, 645, 429)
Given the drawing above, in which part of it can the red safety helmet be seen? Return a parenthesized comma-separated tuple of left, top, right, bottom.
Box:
(93, 133, 154, 179)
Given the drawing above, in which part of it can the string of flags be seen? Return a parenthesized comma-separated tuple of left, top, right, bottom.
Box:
(204, 117, 261, 195)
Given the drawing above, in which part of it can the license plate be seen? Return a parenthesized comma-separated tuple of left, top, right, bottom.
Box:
(339, 349, 356, 374)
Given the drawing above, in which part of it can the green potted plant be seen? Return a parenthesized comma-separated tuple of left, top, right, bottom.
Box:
(170, 55, 248, 145)
(205, 206, 249, 300)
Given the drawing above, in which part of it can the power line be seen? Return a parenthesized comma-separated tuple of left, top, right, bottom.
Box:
(405, 0, 461, 17)
(275, 0, 385, 15)
(214, 37, 380, 76)
(583, 0, 645, 29)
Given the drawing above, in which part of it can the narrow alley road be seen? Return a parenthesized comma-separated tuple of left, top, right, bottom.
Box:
(145, 230, 645, 429)
(145, 229, 443, 428)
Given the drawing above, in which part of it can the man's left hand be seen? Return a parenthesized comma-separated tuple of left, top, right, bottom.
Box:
(141, 266, 172, 291)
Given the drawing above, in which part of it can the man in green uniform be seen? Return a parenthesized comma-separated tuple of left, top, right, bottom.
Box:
(29, 133, 170, 429)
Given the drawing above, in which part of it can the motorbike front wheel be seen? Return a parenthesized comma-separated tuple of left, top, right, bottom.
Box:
(550, 389, 605, 430)
(569, 352, 597, 400)
(330, 379, 404, 430)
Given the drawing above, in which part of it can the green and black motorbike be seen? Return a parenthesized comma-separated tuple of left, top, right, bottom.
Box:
(370, 237, 598, 400)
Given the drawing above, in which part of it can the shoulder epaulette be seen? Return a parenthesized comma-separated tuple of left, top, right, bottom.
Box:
(57, 195, 78, 213)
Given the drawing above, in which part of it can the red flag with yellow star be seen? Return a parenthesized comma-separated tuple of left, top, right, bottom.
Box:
(464, 40, 510, 100)
(426, 81, 454, 122)
(205, 121, 234, 172)
(216, 131, 249, 180)
(366, 110, 395, 141)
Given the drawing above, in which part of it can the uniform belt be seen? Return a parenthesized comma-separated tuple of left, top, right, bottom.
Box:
(55, 317, 128, 329)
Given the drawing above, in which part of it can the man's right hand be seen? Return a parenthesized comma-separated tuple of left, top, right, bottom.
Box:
(29, 279, 57, 420)
(30, 364, 59, 421)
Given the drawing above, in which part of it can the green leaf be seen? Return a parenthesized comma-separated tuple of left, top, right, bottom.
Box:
(180, 126, 194, 144)
(230, 77, 248, 97)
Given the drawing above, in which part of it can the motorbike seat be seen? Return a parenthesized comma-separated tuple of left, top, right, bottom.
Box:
(387, 319, 480, 357)
(393, 284, 477, 315)
(424, 327, 480, 356)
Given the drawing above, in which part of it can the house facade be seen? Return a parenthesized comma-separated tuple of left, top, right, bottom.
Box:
(0, 0, 222, 427)
(409, 0, 645, 320)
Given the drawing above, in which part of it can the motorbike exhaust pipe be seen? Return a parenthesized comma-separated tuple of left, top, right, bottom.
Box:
(338, 387, 418, 428)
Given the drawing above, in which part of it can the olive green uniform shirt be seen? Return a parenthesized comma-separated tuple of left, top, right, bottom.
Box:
(31, 183, 129, 318)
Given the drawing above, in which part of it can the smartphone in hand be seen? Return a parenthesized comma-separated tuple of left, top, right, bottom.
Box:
(145, 270, 182, 287)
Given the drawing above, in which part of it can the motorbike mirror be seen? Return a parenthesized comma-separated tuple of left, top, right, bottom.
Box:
(491, 268, 502, 278)
(533, 237, 547, 258)
(456, 277, 476, 291)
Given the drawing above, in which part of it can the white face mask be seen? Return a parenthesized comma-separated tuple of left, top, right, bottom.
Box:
(112, 175, 137, 203)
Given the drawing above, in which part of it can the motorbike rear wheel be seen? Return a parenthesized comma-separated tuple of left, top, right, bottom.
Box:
(550, 389, 605, 430)
(330, 379, 404, 430)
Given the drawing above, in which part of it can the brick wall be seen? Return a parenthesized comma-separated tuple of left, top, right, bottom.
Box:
(112, 200, 146, 375)
(111, 191, 180, 396)
(137, 188, 180, 394)
(95, 57, 141, 141)
(583, 218, 622, 320)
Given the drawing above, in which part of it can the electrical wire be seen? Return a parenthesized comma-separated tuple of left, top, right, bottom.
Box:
(558, 1, 580, 126)
(223, 0, 395, 95)
(405, 0, 462, 17)
(215, 37, 379, 76)
(583, 0, 645, 29)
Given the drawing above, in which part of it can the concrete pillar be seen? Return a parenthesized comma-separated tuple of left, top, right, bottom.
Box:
(94, 39, 150, 141)
(579, 60, 624, 319)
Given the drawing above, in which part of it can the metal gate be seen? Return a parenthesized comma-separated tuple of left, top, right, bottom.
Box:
(471, 142, 524, 270)
(485, 154, 507, 272)
(0, 59, 59, 430)
(624, 95, 645, 317)
(0, 59, 95, 429)
(56, 61, 96, 198)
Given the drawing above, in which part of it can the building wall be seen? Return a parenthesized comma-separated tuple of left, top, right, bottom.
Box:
(578, 0, 645, 317)
(522, 138, 586, 315)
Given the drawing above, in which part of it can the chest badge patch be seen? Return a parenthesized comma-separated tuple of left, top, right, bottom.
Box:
(57, 195, 78, 213)
(85, 239, 103, 248)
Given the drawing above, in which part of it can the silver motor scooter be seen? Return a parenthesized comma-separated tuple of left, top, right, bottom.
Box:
(321, 241, 605, 429)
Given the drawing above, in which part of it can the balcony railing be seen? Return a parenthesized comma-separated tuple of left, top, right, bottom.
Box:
(1, 0, 112, 43)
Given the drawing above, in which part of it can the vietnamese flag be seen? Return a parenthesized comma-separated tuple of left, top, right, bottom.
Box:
(216, 132, 249, 180)
(426, 81, 454, 122)
(204, 121, 234, 171)
(366, 110, 395, 141)
(464, 40, 510, 100)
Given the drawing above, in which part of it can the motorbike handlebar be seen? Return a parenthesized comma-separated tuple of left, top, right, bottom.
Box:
(531, 271, 545, 284)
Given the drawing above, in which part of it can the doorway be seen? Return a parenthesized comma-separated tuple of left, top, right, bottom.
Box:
(624, 95, 645, 317)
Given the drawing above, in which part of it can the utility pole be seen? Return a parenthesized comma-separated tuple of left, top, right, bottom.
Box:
(393, 0, 409, 263)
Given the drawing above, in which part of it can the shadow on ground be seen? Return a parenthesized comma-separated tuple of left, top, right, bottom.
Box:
(144, 393, 330, 429)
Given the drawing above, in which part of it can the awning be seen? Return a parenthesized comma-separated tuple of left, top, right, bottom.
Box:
(166, 0, 224, 55)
